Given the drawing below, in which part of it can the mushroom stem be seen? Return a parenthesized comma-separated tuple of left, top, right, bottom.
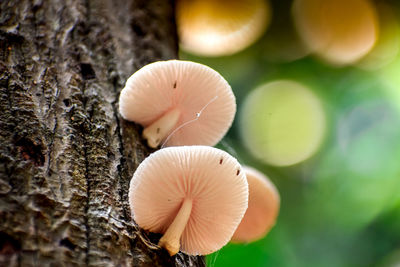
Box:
(159, 198, 193, 256)
(143, 108, 180, 148)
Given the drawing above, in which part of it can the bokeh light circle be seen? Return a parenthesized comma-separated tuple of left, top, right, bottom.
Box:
(240, 80, 326, 166)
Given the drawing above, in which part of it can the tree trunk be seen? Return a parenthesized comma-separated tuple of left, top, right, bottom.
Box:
(0, 0, 205, 266)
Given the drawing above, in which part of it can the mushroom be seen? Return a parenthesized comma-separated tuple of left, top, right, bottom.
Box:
(231, 166, 280, 243)
(129, 146, 248, 255)
(292, 0, 378, 65)
(357, 3, 400, 71)
(176, 0, 270, 56)
(119, 60, 236, 148)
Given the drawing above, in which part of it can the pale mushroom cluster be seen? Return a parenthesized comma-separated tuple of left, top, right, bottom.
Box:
(119, 60, 280, 256)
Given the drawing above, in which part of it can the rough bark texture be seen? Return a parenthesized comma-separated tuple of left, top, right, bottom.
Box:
(0, 0, 205, 266)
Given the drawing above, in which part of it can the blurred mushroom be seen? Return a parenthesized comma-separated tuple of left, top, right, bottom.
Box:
(232, 166, 280, 243)
(177, 0, 270, 56)
(119, 60, 236, 148)
(292, 0, 378, 66)
(129, 146, 248, 255)
(357, 3, 400, 71)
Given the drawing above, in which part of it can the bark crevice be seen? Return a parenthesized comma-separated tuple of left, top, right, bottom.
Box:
(83, 140, 91, 266)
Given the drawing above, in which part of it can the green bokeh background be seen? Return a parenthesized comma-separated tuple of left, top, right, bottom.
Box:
(180, 0, 400, 266)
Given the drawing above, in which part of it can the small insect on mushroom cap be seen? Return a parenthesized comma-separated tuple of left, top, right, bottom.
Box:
(129, 146, 249, 255)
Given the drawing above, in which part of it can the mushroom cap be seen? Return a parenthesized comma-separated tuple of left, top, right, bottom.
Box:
(177, 0, 270, 56)
(292, 0, 378, 65)
(119, 60, 236, 147)
(357, 3, 400, 71)
(129, 146, 248, 255)
(231, 166, 280, 243)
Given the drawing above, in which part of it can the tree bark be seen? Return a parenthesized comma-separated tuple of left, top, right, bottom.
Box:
(0, 0, 205, 266)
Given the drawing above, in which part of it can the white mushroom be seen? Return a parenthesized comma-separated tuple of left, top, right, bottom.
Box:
(129, 146, 248, 255)
(119, 60, 236, 148)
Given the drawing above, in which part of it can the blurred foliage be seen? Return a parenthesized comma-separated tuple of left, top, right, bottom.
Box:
(179, 0, 400, 266)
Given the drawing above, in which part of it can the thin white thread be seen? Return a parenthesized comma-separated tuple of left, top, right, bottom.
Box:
(208, 249, 220, 267)
(161, 95, 219, 148)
